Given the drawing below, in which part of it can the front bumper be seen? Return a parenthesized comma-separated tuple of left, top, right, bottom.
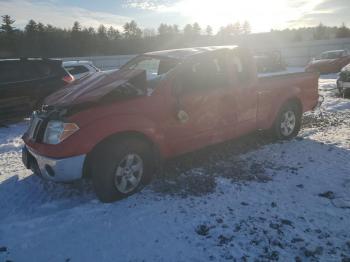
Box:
(22, 146, 86, 182)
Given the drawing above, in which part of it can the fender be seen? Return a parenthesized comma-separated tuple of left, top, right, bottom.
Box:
(26, 114, 169, 159)
(257, 85, 302, 130)
(79, 114, 169, 157)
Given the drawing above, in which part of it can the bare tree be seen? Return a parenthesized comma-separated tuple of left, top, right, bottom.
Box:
(336, 23, 350, 38)
(123, 20, 142, 39)
(242, 21, 251, 35)
(107, 26, 121, 40)
(0, 15, 15, 34)
(205, 25, 213, 36)
(143, 28, 156, 38)
(25, 20, 38, 35)
(192, 23, 201, 36)
(313, 23, 328, 40)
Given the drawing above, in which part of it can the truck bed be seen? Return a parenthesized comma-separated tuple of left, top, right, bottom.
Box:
(256, 69, 319, 130)
(258, 67, 305, 78)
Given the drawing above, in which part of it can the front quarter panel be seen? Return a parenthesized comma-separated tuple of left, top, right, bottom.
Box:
(75, 114, 167, 156)
(24, 114, 167, 159)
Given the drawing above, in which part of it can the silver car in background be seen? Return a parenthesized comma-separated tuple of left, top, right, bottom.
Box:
(63, 61, 100, 80)
(337, 63, 350, 97)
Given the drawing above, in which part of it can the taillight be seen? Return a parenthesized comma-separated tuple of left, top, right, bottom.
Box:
(62, 74, 75, 85)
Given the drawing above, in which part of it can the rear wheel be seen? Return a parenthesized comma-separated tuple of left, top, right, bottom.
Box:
(272, 102, 301, 140)
(90, 137, 155, 203)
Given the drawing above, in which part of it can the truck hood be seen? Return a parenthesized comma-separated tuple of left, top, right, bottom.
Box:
(44, 69, 147, 108)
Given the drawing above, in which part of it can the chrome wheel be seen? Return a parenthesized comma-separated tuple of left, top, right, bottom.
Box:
(114, 154, 143, 194)
(280, 110, 296, 137)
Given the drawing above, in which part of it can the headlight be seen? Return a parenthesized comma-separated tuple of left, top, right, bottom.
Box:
(43, 121, 79, 145)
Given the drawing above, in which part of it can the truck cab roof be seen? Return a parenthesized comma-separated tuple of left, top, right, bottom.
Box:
(62, 60, 94, 67)
(145, 45, 238, 60)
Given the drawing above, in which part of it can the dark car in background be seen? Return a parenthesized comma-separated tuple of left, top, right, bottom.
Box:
(305, 50, 350, 74)
(0, 58, 74, 123)
(337, 63, 350, 97)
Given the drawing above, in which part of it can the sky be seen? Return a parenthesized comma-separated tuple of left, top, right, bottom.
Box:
(0, 0, 349, 33)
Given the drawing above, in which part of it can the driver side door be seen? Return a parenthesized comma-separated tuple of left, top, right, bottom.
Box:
(164, 53, 236, 156)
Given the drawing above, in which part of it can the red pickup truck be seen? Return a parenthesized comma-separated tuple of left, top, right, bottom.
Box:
(22, 46, 319, 202)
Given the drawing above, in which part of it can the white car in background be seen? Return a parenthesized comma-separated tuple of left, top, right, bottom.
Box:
(63, 61, 100, 80)
(337, 63, 350, 97)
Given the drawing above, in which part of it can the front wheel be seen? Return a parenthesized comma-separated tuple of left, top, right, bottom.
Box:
(90, 138, 155, 203)
(272, 103, 301, 140)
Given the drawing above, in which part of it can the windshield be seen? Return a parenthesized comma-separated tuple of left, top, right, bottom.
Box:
(121, 56, 179, 81)
(319, 51, 345, 60)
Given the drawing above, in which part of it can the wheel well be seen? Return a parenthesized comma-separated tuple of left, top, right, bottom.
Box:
(268, 97, 303, 130)
(82, 131, 161, 178)
(285, 97, 303, 115)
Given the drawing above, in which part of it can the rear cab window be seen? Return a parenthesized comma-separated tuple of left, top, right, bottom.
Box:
(226, 49, 253, 85)
(22, 61, 54, 80)
(179, 52, 229, 91)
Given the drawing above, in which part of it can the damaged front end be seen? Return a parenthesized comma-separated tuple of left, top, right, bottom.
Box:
(25, 68, 148, 144)
(44, 68, 148, 111)
(22, 69, 150, 181)
(22, 107, 86, 181)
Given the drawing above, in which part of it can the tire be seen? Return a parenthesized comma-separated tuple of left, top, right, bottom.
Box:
(272, 102, 302, 140)
(90, 137, 155, 203)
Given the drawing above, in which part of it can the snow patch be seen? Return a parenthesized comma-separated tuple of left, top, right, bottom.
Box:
(0, 75, 350, 262)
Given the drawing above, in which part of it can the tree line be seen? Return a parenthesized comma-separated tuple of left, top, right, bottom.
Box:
(0, 14, 350, 58)
(274, 23, 350, 42)
(0, 15, 252, 58)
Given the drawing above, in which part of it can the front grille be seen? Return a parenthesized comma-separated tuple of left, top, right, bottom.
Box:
(27, 114, 45, 142)
(26, 108, 63, 142)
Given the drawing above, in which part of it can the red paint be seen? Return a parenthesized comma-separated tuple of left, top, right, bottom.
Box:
(23, 47, 319, 160)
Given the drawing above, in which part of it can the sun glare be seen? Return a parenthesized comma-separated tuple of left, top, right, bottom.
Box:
(170, 0, 323, 32)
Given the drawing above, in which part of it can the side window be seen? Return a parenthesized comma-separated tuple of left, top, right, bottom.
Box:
(130, 58, 160, 80)
(35, 63, 53, 76)
(182, 55, 228, 91)
(22, 62, 55, 80)
(123, 56, 177, 81)
(158, 59, 178, 75)
(66, 65, 89, 75)
(0, 62, 23, 83)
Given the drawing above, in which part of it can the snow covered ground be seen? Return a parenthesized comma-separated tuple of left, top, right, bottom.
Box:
(1, 74, 350, 262)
